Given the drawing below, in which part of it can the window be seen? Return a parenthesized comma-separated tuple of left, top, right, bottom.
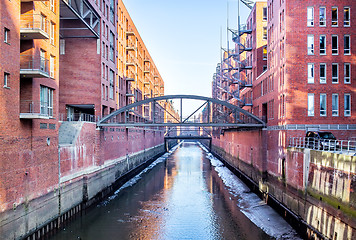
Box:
(308, 93, 314, 116)
(308, 63, 314, 83)
(109, 31, 115, 62)
(50, 22, 55, 45)
(109, 69, 114, 99)
(332, 7, 338, 26)
(60, 39, 65, 55)
(40, 86, 53, 117)
(4, 72, 9, 88)
(319, 35, 326, 54)
(263, 46, 267, 60)
(40, 49, 46, 72)
(319, 7, 326, 26)
(4, 28, 9, 43)
(263, 27, 267, 40)
(344, 94, 351, 116)
(320, 63, 326, 83)
(50, 0, 55, 12)
(344, 35, 350, 54)
(263, 65, 267, 71)
(332, 63, 338, 83)
(332, 35, 338, 54)
(110, 0, 115, 23)
(332, 94, 338, 116)
(40, 14, 47, 32)
(102, 41, 105, 57)
(263, 7, 267, 21)
(344, 63, 351, 84)
(320, 94, 326, 116)
(50, 55, 55, 78)
(344, 7, 350, 26)
(307, 7, 314, 26)
(307, 35, 314, 54)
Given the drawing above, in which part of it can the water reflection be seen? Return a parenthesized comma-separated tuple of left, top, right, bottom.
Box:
(51, 142, 271, 240)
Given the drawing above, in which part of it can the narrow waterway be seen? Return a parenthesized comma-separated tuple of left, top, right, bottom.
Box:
(51, 142, 300, 240)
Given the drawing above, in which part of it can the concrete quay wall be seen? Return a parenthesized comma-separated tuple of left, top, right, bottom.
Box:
(0, 122, 166, 240)
(211, 129, 356, 240)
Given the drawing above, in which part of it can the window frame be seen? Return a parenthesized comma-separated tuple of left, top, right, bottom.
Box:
(344, 63, 351, 84)
(4, 28, 10, 44)
(344, 35, 350, 55)
(344, 7, 350, 27)
(40, 85, 54, 117)
(320, 94, 327, 116)
(263, 7, 267, 21)
(332, 63, 339, 83)
(307, 7, 314, 27)
(263, 26, 267, 40)
(320, 63, 326, 84)
(307, 63, 314, 83)
(50, 55, 55, 78)
(332, 7, 338, 26)
(319, 7, 326, 26)
(331, 35, 338, 55)
(319, 35, 326, 55)
(344, 94, 351, 116)
(307, 35, 314, 55)
(332, 94, 339, 116)
(308, 93, 315, 116)
(4, 72, 9, 88)
(50, 21, 55, 45)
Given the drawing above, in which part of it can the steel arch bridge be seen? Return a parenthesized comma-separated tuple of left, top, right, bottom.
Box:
(97, 95, 265, 128)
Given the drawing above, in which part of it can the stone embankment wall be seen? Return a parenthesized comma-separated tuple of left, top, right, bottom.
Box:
(0, 122, 166, 239)
(211, 129, 356, 240)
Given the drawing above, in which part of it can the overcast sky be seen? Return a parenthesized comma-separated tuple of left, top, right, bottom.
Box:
(122, 0, 252, 115)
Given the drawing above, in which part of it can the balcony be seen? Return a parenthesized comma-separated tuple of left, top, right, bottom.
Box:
(126, 90, 134, 97)
(126, 31, 135, 36)
(20, 14, 49, 40)
(20, 101, 51, 119)
(126, 77, 135, 81)
(20, 54, 50, 78)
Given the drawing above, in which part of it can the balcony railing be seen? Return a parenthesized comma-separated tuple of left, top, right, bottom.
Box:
(59, 113, 99, 122)
(20, 14, 49, 39)
(20, 54, 50, 78)
(289, 137, 356, 154)
(20, 100, 51, 119)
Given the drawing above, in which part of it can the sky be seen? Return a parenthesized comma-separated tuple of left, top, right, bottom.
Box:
(122, 0, 252, 115)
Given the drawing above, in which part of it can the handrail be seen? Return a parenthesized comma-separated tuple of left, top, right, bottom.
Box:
(289, 137, 356, 153)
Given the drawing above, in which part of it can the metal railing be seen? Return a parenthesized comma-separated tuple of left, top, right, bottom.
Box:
(20, 54, 49, 74)
(289, 137, 356, 153)
(20, 14, 49, 33)
(59, 113, 99, 123)
(20, 100, 51, 116)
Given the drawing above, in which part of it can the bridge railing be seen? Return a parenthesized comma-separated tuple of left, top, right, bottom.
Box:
(289, 137, 356, 153)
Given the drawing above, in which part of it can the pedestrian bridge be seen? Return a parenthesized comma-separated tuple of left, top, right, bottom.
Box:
(97, 95, 265, 128)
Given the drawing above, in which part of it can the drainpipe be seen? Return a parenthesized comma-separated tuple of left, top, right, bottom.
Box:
(58, 146, 61, 216)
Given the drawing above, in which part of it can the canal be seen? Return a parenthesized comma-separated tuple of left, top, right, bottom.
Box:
(51, 142, 300, 240)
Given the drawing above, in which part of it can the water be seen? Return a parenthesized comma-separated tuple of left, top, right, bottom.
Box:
(51, 142, 300, 240)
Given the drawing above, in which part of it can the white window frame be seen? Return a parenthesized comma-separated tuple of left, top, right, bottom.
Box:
(344, 63, 351, 84)
(308, 63, 314, 83)
(332, 94, 339, 116)
(50, 22, 55, 45)
(344, 35, 350, 55)
(320, 94, 327, 116)
(4, 72, 9, 88)
(50, 55, 55, 78)
(4, 28, 9, 43)
(263, 27, 267, 40)
(307, 35, 314, 55)
(320, 63, 326, 83)
(319, 35, 326, 55)
(319, 7, 326, 26)
(308, 93, 314, 116)
(344, 7, 350, 27)
(263, 46, 267, 60)
(344, 94, 351, 116)
(40, 86, 54, 117)
(50, 0, 55, 12)
(332, 35, 338, 55)
(332, 7, 338, 26)
(40, 49, 46, 72)
(332, 63, 338, 83)
(307, 7, 314, 26)
(263, 7, 267, 21)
